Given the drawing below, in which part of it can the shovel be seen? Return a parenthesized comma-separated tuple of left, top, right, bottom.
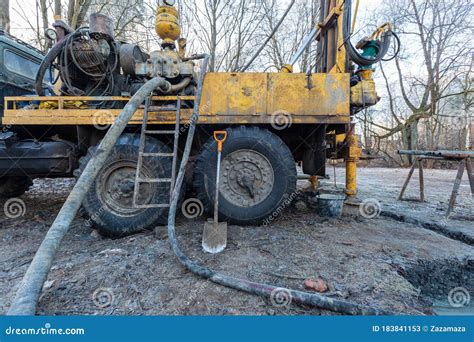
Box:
(202, 131, 228, 254)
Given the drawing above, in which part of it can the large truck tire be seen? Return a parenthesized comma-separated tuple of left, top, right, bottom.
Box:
(74, 134, 173, 238)
(193, 126, 297, 226)
(0, 177, 33, 198)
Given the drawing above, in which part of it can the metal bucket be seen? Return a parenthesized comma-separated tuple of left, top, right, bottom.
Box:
(316, 193, 345, 218)
(89, 13, 115, 41)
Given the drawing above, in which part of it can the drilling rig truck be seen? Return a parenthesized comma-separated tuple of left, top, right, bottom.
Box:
(0, 0, 397, 237)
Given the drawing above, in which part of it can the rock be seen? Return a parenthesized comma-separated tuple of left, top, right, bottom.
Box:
(98, 248, 129, 257)
(362, 285, 375, 292)
(304, 278, 328, 293)
(222, 308, 241, 315)
(294, 200, 309, 212)
(90, 230, 101, 239)
(43, 280, 55, 290)
(334, 290, 350, 299)
(267, 308, 276, 315)
(154, 226, 168, 240)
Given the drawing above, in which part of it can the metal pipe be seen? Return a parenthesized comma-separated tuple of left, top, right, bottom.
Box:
(398, 150, 474, 157)
(289, 26, 320, 66)
(345, 124, 359, 197)
(181, 54, 209, 62)
(351, 0, 360, 33)
(240, 0, 296, 72)
(7, 77, 170, 316)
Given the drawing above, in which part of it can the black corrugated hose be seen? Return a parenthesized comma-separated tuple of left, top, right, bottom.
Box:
(166, 55, 397, 315)
(343, 0, 400, 67)
(35, 34, 71, 96)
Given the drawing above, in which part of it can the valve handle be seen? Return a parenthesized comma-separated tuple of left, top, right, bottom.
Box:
(214, 131, 227, 152)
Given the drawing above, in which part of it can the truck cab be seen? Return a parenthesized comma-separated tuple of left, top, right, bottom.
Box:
(0, 31, 71, 198)
(0, 31, 52, 117)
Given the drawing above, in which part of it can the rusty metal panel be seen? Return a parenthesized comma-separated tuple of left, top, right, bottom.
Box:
(200, 73, 268, 116)
(3, 73, 351, 126)
(200, 72, 349, 117)
(267, 73, 349, 116)
(351, 79, 378, 107)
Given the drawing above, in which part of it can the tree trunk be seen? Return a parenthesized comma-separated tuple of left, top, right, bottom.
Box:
(0, 0, 10, 33)
(55, 0, 61, 18)
(466, 113, 472, 150)
(39, 0, 49, 51)
(403, 121, 420, 165)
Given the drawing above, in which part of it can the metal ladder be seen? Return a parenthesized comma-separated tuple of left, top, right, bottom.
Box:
(132, 97, 182, 209)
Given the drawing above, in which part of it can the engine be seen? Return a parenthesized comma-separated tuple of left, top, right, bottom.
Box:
(37, 1, 195, 99)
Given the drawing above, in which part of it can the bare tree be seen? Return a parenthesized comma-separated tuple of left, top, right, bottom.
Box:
(365, 0, 473, 164)
(67, 0, 93, 29)
(12, 0, 148, 50)
(180, 0, 264, 72)
(0, 0, 10, 33)
(257, 0, 319, 72)
(12, 0, 50, 50)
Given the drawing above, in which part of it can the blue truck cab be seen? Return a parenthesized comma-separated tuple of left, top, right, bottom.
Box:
(0, 30, 53, 117)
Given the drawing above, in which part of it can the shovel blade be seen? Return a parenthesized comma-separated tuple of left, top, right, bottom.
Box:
(202, 220, 228, 254)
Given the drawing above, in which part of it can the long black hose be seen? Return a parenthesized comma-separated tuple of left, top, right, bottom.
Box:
(35, 35, 71, 95)
(166, 55, 396, 315)
(343, 0, 396, 67)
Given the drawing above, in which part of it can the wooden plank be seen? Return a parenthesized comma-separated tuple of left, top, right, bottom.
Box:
(418, 158, 425, 202)
(399, 162, 417, 201)
(446, 160, 466, 217)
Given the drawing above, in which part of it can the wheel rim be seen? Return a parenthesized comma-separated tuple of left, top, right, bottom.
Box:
(97, 160, 157, 217)
(220, 149, 274, 208)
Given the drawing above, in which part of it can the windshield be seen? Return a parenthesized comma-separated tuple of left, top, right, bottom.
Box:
(4, 49, 52, 84)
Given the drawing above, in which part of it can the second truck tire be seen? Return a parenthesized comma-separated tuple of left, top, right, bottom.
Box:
(0, 177, 33, 198)
(194, 126, 297, 226)
(74, 134, 172, 238)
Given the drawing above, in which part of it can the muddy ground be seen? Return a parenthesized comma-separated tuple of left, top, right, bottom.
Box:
(0, 167, 472, 316)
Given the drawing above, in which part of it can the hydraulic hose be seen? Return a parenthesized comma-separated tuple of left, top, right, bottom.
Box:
(343, 0, 394, 67)
(35, 35, 71, 95)
(169, 77, 192, 93)
(381, 31, 401, 62)
(166, 55, 396, 315)
(7, 77, 171, 316)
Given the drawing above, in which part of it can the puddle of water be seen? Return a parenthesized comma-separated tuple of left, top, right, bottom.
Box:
(403, 259, 473, 314)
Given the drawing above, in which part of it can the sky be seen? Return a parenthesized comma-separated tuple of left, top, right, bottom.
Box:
(9, 0, 384, 44)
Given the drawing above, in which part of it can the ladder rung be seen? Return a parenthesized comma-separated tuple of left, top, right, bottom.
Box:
(138, 178, 173, 183)
(140, 152, 174, 157)
(145, 130, 176, 135)
(148, 107, 179, 112)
